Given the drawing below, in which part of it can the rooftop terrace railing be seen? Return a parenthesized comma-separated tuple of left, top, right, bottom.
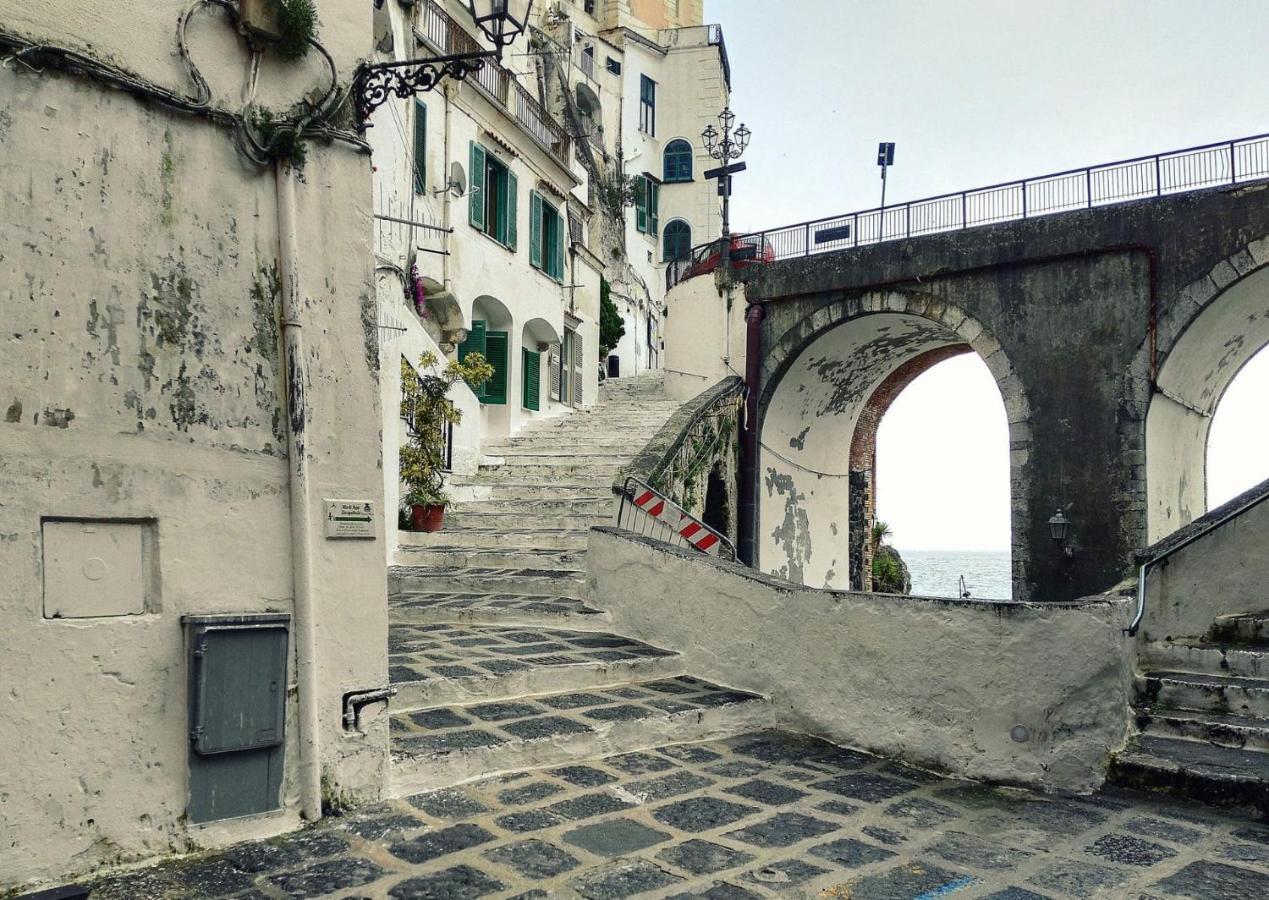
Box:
(667, 132, 1269, 292)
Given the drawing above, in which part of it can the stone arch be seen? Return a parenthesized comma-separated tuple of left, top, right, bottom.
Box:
(1144, 237, 1269, 541)
(575, 82, 602, 137)
(757, 289, 1032, 598)
(472, 294, 513, 331)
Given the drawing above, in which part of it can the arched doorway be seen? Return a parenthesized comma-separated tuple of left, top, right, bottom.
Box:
(758, 293, 1028, 597)
(1146, 258, 1269, 540)
(1206, 345, 1269, 509)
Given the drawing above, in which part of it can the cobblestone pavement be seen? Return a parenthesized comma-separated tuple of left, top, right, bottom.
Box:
(390, 592, 604, 623)
(85, 731, 1269, 899)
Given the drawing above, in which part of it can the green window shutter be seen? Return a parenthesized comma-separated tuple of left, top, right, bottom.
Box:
(506, 171, 518, 250)
(483, 330, 509, 405)
(650, 182, 660, 237)
(413, 102, 427, 194)
(469, 142, 486, 231)
(529, 191, 543, 269)
(553, 211, 565, 281)
(635, 177, 647, 233)
(458, 320, 487, 399)
(521, 348, 541, 411)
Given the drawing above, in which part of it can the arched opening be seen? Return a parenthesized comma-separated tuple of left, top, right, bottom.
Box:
(520, 317, 562, 414)
(1146, 259, 1269, 540)
(663, 219, 691, 262)
(575, 82, 602, 141)
(759, 298, 1026, 598)
(467, 295, 514, 430)
(702, 462, 730, 538)
(873, 354, 1013, 599)
(1206, 344, 1269, 509)
(663, 138, 693, 183)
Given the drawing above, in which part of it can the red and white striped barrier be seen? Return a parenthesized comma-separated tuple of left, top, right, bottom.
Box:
(630, 487, 723, 555)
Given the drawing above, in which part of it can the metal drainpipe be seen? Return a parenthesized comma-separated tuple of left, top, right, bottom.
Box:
(441, 80, 454, 291)
(276, 163, 322, 822)
(738, 299, 764, 566)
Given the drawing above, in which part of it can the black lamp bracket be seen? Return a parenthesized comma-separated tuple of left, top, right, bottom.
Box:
(354, 51, 496, 130)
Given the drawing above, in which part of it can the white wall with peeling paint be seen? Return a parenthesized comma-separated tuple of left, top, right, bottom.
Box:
(589, 528, 1134, 792)
(0, 3, 388, 890)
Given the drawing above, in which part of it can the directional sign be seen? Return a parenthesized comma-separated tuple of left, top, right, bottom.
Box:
(324, 499, 376, 539)
(877, 142, 895, 166)
(702, 161, 747, 180)
(815, 224, 852, 244)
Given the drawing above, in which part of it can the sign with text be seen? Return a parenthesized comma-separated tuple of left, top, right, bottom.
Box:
(324, 500, 376, 539)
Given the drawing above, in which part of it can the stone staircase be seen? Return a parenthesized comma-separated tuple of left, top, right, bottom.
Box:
(386, 373, 771, 797)
(1110, 609, 1269, 819)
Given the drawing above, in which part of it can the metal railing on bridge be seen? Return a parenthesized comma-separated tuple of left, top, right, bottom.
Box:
(667, 132, 1269, 292)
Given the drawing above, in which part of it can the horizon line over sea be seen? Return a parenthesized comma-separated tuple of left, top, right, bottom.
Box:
(896, 548, 1012, 601)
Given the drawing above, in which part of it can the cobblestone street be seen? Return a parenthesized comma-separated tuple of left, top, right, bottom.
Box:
(85, 731, 1269, 899)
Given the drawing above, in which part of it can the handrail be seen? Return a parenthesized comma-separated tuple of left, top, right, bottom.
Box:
(667, 131, 1269, 291)
(1127, 480, 1269, 636)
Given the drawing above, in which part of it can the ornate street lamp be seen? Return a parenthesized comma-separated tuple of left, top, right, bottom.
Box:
(354, 1, 535, 130)
(1048, 507, 1076, 558)
(700, 107, 750, 239)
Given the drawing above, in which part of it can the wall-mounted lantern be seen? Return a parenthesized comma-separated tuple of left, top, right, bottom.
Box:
(1048, 507, 1075, 558)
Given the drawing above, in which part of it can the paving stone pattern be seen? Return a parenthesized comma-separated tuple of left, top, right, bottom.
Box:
(87, 730, 1269, 899)
(391, 591, 603, 621)
(388, 624, 674, 686)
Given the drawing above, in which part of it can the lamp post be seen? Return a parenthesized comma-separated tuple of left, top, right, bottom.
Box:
(1048, 507, 1075, 558)
(701, 107, 750, 240)
(354, 1, 534, 130)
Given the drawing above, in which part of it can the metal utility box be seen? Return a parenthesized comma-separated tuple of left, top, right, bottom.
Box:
(42, 520, 148, 618)
(183, 614, 290, 823)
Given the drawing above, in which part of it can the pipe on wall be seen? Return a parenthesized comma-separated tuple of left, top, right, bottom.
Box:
(276, 163, 322, 822)
(738, 299, 764, 566)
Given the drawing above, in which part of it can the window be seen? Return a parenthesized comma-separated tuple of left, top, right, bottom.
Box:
(663, 220, 691, 262)
(635, 174, 660, 237)
(529, 191, 566, 281)
(606, 57, 621, 75)
(639, 75, 656, 135)
(459, 321, 509, 405)
(412, 101, 427, 194)
(469, 141, 518, 249)
(584, 0, 597, 14)
(663, 139, 692, 183)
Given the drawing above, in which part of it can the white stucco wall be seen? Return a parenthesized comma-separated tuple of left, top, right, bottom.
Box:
(0, 3, 388, 890)
(663, 274, 746, 400)
(588, 528, 1134, 792)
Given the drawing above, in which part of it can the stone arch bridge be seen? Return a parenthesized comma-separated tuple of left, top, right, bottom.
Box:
(728, 178, 1269, 602)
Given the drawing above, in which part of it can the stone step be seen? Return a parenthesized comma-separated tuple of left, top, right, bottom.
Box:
(399, 528, 588, 551)
(1107, 734, 1269, 819)
(388, 675, 770, 797)
(480, 449, 637, 463)
(1139, 640, 1267, 679)
(445, 511, 608, 531)
(393, 546, 586, 569)
(451, 482, 615, 500)
(1208, 610, 1269, 647)
(388, 623, 684, 711)
(1137, 670, 1269, 718)
(389, 591, 609, 627)
(493, 434, 656, 448)
(476, 465, 622, 482)
(390, 565, 586, 599)
(1136, 706, 1269, 751)
(449, 497, 613, 516)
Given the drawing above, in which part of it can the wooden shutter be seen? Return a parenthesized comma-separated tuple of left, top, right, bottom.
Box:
(571, 330, 584, 408)
(413, 102, 427, 194)
(484, 330, 509, 405)
(548, 342, 561, 401)
(635, 177, 647, 233)
(469, 142, 486, 230)
(529, 191, 543, 269)
(506, 171, 518, 250)
(458, 320, 487, 399)
(650, 182, 660, 237)
(521, 348, 541, 411)
(553, 210, 566, 281)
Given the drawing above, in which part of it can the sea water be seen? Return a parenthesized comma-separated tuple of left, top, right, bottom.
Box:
(899, 549, 1012, 601)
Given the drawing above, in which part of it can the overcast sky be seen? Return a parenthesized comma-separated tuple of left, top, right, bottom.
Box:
(706, 0, 1269, 552)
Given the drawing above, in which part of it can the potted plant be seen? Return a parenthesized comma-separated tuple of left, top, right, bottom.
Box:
(400, 350, 493, 532)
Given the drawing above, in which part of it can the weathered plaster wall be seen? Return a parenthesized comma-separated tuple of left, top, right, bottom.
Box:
(745, 183, 1269, 601)
(0, 9, 387, 888)
(588, 528, 1134, 792)
(1138, 479, 1269, 642)
(662, 275, 746, 400)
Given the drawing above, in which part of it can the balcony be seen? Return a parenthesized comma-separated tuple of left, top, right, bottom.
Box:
(416, 1, 571, 168)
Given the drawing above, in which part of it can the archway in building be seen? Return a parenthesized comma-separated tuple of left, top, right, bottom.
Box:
(1146, 259, 1269, 541)
(873, 354, 1013, 599)
(758, 295, 1028, 598)
(520, 317, 562, 414)
(1206, 345, 1269, 510)
(702, 462, 731, 539)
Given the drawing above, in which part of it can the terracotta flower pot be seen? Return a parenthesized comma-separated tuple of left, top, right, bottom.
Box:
(410, 503, 445, 532)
